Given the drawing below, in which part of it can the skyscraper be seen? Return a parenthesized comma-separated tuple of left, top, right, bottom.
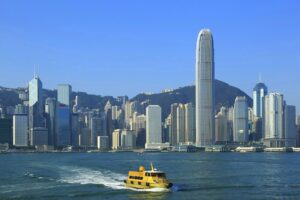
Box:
(233, 97, 249, 143)
(195, 29, 215, 147)
(184, 103, 195, 144)
(170, 103, 178, 146)
(45, 98, 56, 146)
(145, 105, 162, 147)
(29, 76, 44, 131)
(177, 104, 185, 144)
(215, 107, 229, 143)
(13, 114, 28, 147)
(56, 84, 72, 147)
(284, 105, 296, 147)
(253, 82, 268, 118)
(264, 93, 284, 147)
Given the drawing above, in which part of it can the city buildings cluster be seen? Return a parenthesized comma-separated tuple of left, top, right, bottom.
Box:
(0, 29, 299, 151)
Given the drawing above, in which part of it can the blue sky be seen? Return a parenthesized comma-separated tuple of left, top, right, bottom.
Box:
(0, 0, 299, 114)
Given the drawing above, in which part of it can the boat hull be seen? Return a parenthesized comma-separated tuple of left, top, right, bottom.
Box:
(124, 180, 172, 189)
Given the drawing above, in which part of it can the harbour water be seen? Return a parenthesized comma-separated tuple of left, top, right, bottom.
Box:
(1, 152, 300, 200)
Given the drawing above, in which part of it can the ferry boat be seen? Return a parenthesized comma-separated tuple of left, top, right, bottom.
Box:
(124, 163, 173, 189)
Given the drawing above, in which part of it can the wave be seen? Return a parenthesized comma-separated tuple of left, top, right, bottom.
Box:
(58, 166, 126, 190)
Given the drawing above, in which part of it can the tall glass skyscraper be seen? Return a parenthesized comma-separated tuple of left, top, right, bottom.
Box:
(29, 76, 44, 130)
(253, 82, 268, 118)
(56, 84, 72, 147)
(195, 29, 215, 147)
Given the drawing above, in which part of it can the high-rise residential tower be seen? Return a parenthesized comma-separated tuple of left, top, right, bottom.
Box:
(195, 29, 215, 147)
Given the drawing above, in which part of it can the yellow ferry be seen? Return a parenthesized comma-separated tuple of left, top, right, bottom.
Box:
(124, 163, 173, 189)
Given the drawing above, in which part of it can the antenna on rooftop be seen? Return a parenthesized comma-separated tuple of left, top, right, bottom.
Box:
(37, 64, 40, 78)
(258, 72, 262, 83)
(34, 64, 36, 78)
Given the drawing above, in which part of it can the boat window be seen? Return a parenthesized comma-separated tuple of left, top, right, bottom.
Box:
(157, 173, 166, 178)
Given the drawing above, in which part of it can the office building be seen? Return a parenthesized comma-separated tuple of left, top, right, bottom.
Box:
(121, 129, 135, 149)
(56, 84, 72, 147)
(233, 96, 249, 143)
(30, 127, 48, 146)
(45, 98, 56, 146)
(97, 136, 109, 150)
(0, 118, 13, 147)
(145, 105, 162, 148)
(253, 82, 268, 118)
(28, 76, 44, 131)
(184, 103, 195, 144)
(177, 104, 185, 144)
(112, 129, 122, 150)
(284, 105, 296, 147)
(215, 107, 229, 143)
(264, 93, 284, 147)
(13, 114, 28, 147)
(195, 29, 215, 147)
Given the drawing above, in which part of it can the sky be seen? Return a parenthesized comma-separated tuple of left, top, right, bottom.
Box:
(0, 0, 300, 114)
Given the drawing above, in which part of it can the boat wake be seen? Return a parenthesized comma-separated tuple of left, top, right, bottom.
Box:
(25, 166, 171, 193)
(59, 166, 126, 190)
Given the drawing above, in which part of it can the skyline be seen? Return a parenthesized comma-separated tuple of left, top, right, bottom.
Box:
(1, 1, 300, 114)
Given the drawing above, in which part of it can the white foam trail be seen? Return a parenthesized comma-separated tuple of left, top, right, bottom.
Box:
(59, 166, 126, 190)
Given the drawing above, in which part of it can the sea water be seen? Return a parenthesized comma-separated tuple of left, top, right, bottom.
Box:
(1, 152, 300, 200)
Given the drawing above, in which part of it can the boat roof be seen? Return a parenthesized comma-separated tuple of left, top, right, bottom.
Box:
(144, 170, 165, 173)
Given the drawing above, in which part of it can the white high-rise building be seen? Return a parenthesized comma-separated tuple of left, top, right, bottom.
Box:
(195, 29, 215, 147)
(233, 97, 249, 143)
(29, 76, 44, 130)
(184, 103, 195, 144)
(177, 104, 185, 144)
(145, 105, 162, 147)
(13, 114, 28, 147)
(264, 93, 284, 139)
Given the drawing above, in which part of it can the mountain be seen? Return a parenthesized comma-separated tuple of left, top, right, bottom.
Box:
(131, 80, 252, 119)
(0, 80, 252, 118)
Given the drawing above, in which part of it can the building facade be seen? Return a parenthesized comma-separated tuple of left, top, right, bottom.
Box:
(145, 105, 162, 147)
(13, 114, 28, 147)
(195, 29, 215, 147)
(233, 96, 249, 143)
